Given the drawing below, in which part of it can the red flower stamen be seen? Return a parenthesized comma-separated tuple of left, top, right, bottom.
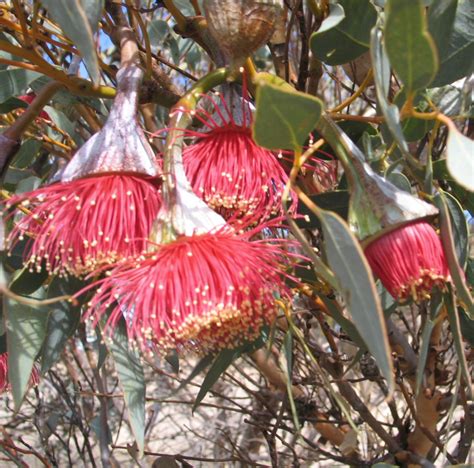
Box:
(84, 229, 294, 353)
(6, 174, 162, 276)
(0, 353, 40, 393)
(364, 220, 450, 302)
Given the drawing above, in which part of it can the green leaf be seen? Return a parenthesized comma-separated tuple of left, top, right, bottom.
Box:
(81, 0, 104, 33)
(283, 331, 300, 431)
(443, 191, 469, 268)
(193, 348, 238, 411)
(435, 192, 473, 319)
(459, 307, 474, 346)
(107, 319, 146, 455)
(5, 299, 48, 410)
(370, 28, 410, 155)
(0, 69, 41, 103)
(429, 0, 474, 87)
(385, 0, 439, 93)
(253, 82, 323, 151)
(40, 277, 82, 373)
(297, 191, 349, 229)
(9, 267, 48, 295)
(415, 293, 442, 394)
(41, 0, 100, 84)
(11, 139, 43, 170)
(310, 0, 377, 65)
(386, 172, 411, 192)
(318, 210, 394, 392)
(0, 96, 28, 114)
(428, 0, 458, 58)
(446, 124, 474, 191)
(445, 289, 472, 398)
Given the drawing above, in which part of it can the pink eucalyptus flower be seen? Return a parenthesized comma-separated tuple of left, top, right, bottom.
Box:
(4, 64, 162, 276)
(364, 220, 450, 301)
(18, 93, 51, 120)
(6, 174, 161, 276)
(175, 89, 298, 224)
(0, 353, 40, 393)
(84, 228, 294, 354)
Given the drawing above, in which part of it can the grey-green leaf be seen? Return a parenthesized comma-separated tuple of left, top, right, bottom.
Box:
(310, 0, 377, 65)
(446, 124, 474, 192)
(253, 82, 323, 151)
(370, 28, 410, 155)
(443, 191, 468, 268)
(385, 0, 439, 93)
(193, 349, 238, 411)
(319, 210, 394, 393)
(41, 0, 100, 84)
(107, 320, 146, 455)
(429, 0, 474, 87)
(0, 69, 41, 103)
(81, 0, 104, 33)
(6, 299, 48, 410)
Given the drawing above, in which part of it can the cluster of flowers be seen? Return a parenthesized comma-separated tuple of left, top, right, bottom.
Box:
(1, 65, 450, 393)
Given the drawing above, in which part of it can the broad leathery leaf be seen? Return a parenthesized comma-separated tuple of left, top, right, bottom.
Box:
(192, 329, 268, 410)
(5, 299, 48, 410)
(9, 267, 48, 296)
(429, 0, 474, 87)
(81, 0, 104, 33)
(297, 191, 349, 229)
(443, 191, 468, 268)
(11, 139, 42, 170)
(445, 288, 472, 398)
(435, 192, 473, 318)
(415, 293, 442, 395)
(41, 0, 100, 84)
(385, 0, 438, 93)
(310, 0, 377, 65)
(370, 28, 410, 155)
(283, 330, 300, 431)
(428, 0, 458, 58)
(0, 69, 41, 103)
(253, 82, 323, 151)
(106, 319, 146, 455)
(386, 172, 411, 193)
(40, 277, 83, 373)
(0, 96, 27, 113)
(319, 210, 394, 393)
(446, 124, 474, 192)
(459, 307, 474, 346)
(193, 348, 238, 411)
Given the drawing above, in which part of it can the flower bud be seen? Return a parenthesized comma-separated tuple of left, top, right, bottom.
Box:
(204, 0, 283, 70)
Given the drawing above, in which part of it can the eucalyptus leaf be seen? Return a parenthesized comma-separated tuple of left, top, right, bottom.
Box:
(41, 0, 100, 84)
(107, 319, 146, 455)
(253, 83, 323, 151)
(310, 1, 377, 65)
(40, 277, 83, 373)
(446, 124, 474, 192)
(5, 299, 48, 410)
(443, 191, 469, 268)
(445, 288, 472, 397)
(429, 0, 474, 87)
(370, 28, 410, 156)
(193, 348, 238, 411)
(0, 69, 41, 103)
(319, 210, 394, 392)
(385, 0, 438, 93)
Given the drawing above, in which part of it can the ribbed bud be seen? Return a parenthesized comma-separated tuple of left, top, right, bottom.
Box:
(203, 0, 283, 70)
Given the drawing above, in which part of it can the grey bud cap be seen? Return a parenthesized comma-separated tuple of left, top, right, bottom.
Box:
(61, 64, 159, 182)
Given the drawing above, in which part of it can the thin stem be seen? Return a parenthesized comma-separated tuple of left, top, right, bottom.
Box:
(162, 0, 187, 32)
(4, 81, 63, 141)
(329, 69, 373, 113)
